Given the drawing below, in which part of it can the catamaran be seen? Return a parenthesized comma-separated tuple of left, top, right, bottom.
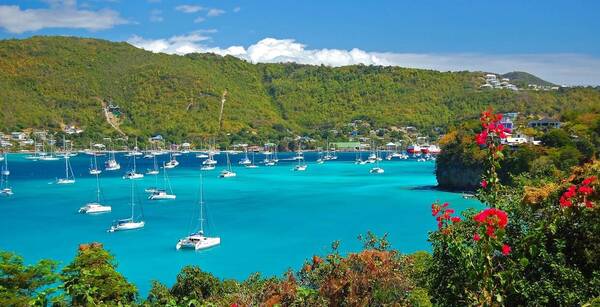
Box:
(122, 156, 143, 179)
(1, 153, 12, 196)
(57, 153, 76, 184)
(89, 154, 102, 175)
(108, 180, 145, 232)
(79, 171, 111, 214)
(176, 174, 220, 250)
(148, 162, 176, 200)
(219, 152, 237, 178)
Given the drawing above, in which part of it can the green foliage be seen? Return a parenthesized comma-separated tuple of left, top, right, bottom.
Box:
(2, 37, 600, 147)
(60, 242, 137, 306)
(170, 266, 224, 305)
(0, 251, 58, 306)
(501, 71, 556, 88)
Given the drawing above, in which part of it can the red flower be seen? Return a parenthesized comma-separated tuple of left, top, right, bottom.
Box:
(502, 244, 511, 256)
(582, 176, 597, 185)
(559, 196, 573, 207)
(481, 179, 488, 188)
(475, 131, 488, 145)
(486, 225, 496, 238)
(585, 200, 594, 208)
(473, 233, 481, 241)
(451, 216, 461, 223)
(578, 185, 593, 195)
(231, 304, 239, 307)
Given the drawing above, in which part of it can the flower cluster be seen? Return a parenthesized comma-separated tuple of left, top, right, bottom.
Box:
(475, 109, 511, 146)
(473, 208, 511, 255)
(474, 208, 508, 238)
(431, 202, 461, 233)
(559, 176, 597, 208)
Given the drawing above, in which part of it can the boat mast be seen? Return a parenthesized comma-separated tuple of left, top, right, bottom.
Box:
(130, 180, 135, 220)
(95, 172, 101, 203)
(199, 174, 205, 234)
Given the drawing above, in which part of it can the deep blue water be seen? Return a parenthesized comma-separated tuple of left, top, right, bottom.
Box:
(0, 152, 479, 295)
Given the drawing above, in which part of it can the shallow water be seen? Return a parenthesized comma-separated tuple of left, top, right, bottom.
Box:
(0, 152, 479, 295)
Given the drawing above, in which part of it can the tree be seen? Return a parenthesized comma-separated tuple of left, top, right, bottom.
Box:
(0, 252, 58, 306)
(61, 243, 137, 306)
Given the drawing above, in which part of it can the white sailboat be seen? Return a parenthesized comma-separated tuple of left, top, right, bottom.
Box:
(293, 145, 307, 171)
(245, 151, 259, 168)
(89, 154, 102, 175)
(176, 174, 220, 250)
(164, 152, 179, 169)
(57, 151, 76, 184)
(1, 152, 12, 196)
(105, 142, 121, 171)
(25, 142, 42, 160)
(123, 155, 143, 179)
(108, 180, 145, 232)
(148, 162, 176, 200)
(238, 148, 251, 165)
(369, 150, 385, 174)
(39, 139, 60, 161)
(146, 155, 160, 175)
(219, 152, 236, 178)
(79, 171, 111, 214)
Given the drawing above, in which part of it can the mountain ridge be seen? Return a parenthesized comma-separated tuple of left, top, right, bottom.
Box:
(1, 36, 598, 144)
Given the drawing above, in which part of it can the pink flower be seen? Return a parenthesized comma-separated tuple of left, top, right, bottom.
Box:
(481, 179, 488, 188)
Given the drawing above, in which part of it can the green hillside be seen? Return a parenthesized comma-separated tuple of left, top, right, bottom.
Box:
(1, 36, 599, 145)
(501, 71, 556, 87)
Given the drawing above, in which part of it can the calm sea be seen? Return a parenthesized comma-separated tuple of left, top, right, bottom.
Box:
(0, 152, 479, 295)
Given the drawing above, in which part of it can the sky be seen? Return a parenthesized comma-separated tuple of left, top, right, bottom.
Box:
(1, 0, 600, 85)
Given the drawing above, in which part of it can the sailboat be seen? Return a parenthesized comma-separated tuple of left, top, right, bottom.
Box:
(201, 151, 217, 170)
(316, 149, 324, 164)
(105, 142, 121, 171)
(164, 151, 179, 169)
(1, 152, 12, 196)
(148, 162, 176, 200)
(57, 148, 76, 184)
(369, 150, 385, 174)
(123, 155, 144, 179)
(238, 148, 251, 165)
(293, 144, 307, 171)
(176, 174, 220, 250)
(125, 139, 143, 157)
(25, 142, 42, 160)
(245, 151, 259, 168)
(79, 170, 111, 214)
(219, 152, 236, 178)
(108, 180, 145, 232)
(89, 154, 102, 175)
(39, 139, 60, 161)
(146, 155, 159, 175)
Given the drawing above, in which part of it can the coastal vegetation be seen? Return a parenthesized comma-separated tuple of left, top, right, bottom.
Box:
(436, 106, 599, 190)
(1, 110, 598, 306)
(2, 36, 600, 148)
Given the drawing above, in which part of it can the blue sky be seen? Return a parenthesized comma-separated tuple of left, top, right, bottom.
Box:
(1, 0, 600, 85)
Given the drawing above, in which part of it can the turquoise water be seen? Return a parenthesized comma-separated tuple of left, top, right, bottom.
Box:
(0, 152, 479, 295)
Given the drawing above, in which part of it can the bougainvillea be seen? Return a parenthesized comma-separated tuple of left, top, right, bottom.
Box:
(559, 176, 597, 208)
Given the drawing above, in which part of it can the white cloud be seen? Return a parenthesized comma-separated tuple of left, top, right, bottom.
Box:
(127, 35, 600, 86)
(233, 6, 241, 13)
(206, 8, 225, 17)
(0, 0, 128, 33)
(175, 5, 202, 13)
(193, 16, 205, 23)
(149, 9, 163, 22)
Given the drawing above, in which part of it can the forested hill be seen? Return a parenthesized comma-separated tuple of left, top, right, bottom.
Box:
(1, 36, 599, 143)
